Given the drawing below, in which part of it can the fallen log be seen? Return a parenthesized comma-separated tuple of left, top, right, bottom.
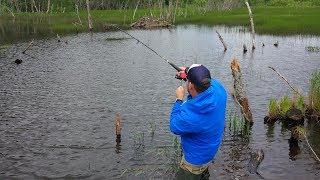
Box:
(230, 58, 253, 124)
(22, 39, 34, 54)
(215, 30, 227, 51)
(131, 16, 171, 29)
(245, 1, 255, 50)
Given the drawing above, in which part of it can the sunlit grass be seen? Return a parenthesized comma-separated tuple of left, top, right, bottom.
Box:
(309, 70, 320, 112)
(268, 98, 279, 118)
(5, 6, 320, 36)
(279, 95, 291, 117)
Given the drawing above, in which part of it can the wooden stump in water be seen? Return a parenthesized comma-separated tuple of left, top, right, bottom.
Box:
(115, 113, 122, 153)
(243, 44, 248, 54)
(215, 30, 227, 51)
(230, 58, 253, 124)
(15, 59, 22, 64)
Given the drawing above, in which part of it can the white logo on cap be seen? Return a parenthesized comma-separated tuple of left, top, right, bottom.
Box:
(187, 64, 201, 73)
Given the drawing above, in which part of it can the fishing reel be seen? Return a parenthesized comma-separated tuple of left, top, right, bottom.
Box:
(175, 67, 188, 81)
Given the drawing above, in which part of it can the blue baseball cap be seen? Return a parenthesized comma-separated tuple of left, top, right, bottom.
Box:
(187, 64, 211, 91)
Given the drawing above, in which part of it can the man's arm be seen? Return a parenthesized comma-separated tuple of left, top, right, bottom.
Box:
(169, 86, 199, 135)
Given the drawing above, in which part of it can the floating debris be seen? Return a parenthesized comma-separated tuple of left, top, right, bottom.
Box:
(105, 37, 131, 41)
(131, 16, 171, 29)
(306, 46, 320, 52)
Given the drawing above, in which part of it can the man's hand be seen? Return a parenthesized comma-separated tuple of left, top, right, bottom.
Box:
(176, 86, 185, 100)
(175, 67, 187, 80)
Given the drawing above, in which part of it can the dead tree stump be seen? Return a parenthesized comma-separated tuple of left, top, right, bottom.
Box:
(215, 30, 227, 51)
(245, 1, 256, 50)
(230, 58, 253, 124)
(115, 113, 122, 153)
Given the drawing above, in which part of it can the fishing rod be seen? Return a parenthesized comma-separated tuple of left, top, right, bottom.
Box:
(111, 24, 182, 72)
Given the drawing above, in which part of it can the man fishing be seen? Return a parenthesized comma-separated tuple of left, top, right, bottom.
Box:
(170, 64, 227, 180)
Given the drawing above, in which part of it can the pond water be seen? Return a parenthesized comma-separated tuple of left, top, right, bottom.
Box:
(1, 24, 320, 179)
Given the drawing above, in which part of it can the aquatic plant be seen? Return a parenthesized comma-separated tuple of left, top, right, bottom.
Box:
(279, 95, 291, 117)
(148, 121, 156, 137)
(309, 70, 320, 112)
(306, 46, 320, 52)
(268, 98, 279, 118)
(228, 112, 251, 139)
(295, 95, 306, 114)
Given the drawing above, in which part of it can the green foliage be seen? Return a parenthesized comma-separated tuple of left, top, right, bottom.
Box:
(268, 98, 279, 118)
(309, 70, 320, 112)
(295, 95, 306, 113)
(228, 112, 251, 139)
(266, 0, 317, 7)
(279, 95, 291, 117)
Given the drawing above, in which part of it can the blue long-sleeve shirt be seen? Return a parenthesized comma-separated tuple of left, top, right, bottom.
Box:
(170, 79, 227, 165)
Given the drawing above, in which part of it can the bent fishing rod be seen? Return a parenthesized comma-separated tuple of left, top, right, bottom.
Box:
(111, 24, 182, 72)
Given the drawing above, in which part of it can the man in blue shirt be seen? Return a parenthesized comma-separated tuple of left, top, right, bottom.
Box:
(170, 64, 227, 179)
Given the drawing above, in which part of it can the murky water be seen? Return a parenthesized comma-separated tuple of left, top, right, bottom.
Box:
(1, 24, 320, 179)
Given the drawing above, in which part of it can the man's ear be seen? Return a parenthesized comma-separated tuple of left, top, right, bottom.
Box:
(189, 82, 195, 91)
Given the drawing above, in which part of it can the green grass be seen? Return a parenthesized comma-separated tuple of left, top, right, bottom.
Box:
(279, 95, 291, 117)
(228, 112, 251, 138)
(2, 6, 320, 36)
(309, 70, 320, 112)
(268, 98, 279, 118)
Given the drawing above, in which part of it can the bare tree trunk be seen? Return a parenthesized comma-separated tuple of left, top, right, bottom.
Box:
(86, 0, 93, 32)
(230, 58, 253, 124)
(245, 1, 255, 50)
(46, 0, 51, 13)
(132, 0, 140, 21)
(24, 0, 28, 12)
(216, 30, 227, 51)
(75, 4, 82, 25)
(32, 0, 39, 12)
(166, 0, 173, 22)
(173, 0, 179, 23)
(31, 0, 34, 12)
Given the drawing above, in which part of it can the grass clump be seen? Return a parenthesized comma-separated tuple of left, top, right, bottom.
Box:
(279, 95, 291, 117)
(268, 98, 280, 118)
(294, 95, 307, 114)
(228, 112, 251, 139)
(309, 70, 320, 112)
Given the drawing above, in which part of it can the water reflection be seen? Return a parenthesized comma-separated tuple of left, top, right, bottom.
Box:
(288, 136, 301, 161)
(0, 24, 320, 179)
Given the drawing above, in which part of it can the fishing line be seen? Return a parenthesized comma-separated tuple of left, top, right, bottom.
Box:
(111, 24, 182, 72)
